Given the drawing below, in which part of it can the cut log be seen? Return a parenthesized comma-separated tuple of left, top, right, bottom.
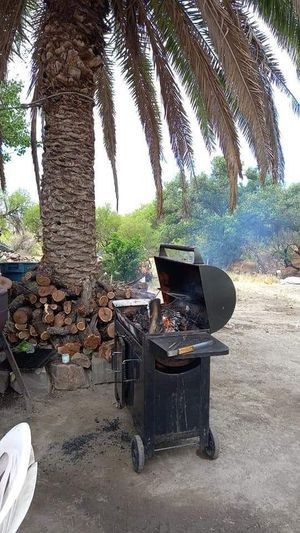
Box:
(65, 285, 82, 298)
(64, 316, 72, 326)
(42, 306, 55, 325)
(49, 303, 59, 311)
(70, 323, 78, 334)
(13, 307, 32, 325)
(7, 332, 18, 343)
(40, 331, 50, 341)
(15, 323, 28, 332)
(89, 313, 100, 336)
(9, 294, 25, 313)
(38, 285, 55, 298)
(76, 304, 86, 317)
(97, 280, 112, 293)
(52, 289, 66, 303)
(98, 340, 114, 361)
(76, 318, 86, 332)
(79, 278, 95, 315)
(29, 325, 39, 337)
(98, 307, 113, 323)
(28, 293, 38, 305)
(35, 301, 42, 309)
(63, 301, 72, 315)
(115, 287, 131, 299)
(47, 326, 71, 336)
(32, 314, 49, 337)
(39, 297, 48, 304)
(54, 312, 66, 328)
(83, 334, 101, 350)
(36, 274, 51, 286)
(101, 322, 115, 339)
(32, 308, 43, 321)
(149, 298, 163, 335)
(23, 270, 36, 281)
(4, 321, 16, 334)
(108, 301, 114, 310)
(28, 338, 38, 346)
(107, 291, 115, 300)
(57, 342, 81, 356)
(98, 295, 109, 307)
(17, 330, 30, 340)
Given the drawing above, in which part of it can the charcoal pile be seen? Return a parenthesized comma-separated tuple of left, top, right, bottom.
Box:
(5, 268, 134, 362)
(130, 301, 203, 334)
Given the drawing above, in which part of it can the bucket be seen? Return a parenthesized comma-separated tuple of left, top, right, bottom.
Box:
(0, 262, 38, 282)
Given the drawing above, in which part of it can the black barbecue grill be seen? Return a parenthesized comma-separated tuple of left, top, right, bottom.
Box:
(112, 244, 236, 472)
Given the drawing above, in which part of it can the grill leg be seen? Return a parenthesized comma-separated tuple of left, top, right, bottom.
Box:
(199, 356, 210, 451)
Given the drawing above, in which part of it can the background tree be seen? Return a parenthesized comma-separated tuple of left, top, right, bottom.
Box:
(0, 80, 31, 189)
(1, 1, 300, 286)
(102, 233, 144, 282)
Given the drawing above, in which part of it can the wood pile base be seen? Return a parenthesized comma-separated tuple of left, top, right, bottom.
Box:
(6, 270, 134, 364)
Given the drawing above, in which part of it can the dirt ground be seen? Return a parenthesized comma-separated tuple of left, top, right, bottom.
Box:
(0, 279, 299, 533)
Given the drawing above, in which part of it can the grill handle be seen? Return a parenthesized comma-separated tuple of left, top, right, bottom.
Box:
(159, 244, 204, 265)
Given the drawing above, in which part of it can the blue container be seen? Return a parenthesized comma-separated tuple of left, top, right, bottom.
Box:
(0, 262, 39, 282)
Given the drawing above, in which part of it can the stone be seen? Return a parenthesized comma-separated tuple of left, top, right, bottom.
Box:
(92, 355, 114, 385)
(49, 362, 90, 391)
(10, 367, 51, 398)
(71, 353, 91, 368)
(0, 370, 10, 394)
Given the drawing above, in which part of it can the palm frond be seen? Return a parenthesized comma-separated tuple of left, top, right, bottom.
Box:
(153, 0, 242, 208)
(164, 31, 216, 153)
(247, 0, 300, 67)
(95, 46, 119, 211)
(0, 0, 23, 80)
(113, 0, 163, 216)
(198, 0, 271, 181)
(234, 2, 300, 115)
(136, 0, 195, 174)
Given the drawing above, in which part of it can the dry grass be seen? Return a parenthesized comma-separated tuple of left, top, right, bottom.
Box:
(227, 272, 278, 285)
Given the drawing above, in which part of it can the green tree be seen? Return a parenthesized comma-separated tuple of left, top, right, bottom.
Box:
(119, 204, 159, 257)
(23, 203, 41, 240)
(155, 157, 300, 269)
(1, 1, 300, 285)
(102, 233, 144, 282)
(0, 80, 31, 188)
(95, 205, 120, 252)
(0, 189, 32, 234)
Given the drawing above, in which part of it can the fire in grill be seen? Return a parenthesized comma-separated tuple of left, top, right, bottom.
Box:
(112, 244, 236, 472)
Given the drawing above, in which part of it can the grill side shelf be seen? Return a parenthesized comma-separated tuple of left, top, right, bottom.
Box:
(149, 332, 228, 359)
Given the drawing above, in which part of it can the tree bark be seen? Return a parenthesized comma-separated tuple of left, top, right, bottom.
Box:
(39, 1, 107, 287)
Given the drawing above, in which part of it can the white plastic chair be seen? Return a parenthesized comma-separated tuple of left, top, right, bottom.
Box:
(0, 423, 37, 533)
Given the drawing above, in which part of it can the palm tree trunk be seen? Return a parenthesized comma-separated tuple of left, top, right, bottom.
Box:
(41, 95, 97, 286)
(38, 0, 108, 287)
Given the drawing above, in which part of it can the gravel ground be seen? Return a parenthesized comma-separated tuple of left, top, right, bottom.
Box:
(0, 280, 299, 533)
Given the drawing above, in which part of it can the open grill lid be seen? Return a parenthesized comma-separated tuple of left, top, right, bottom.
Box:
(154, 244, 236, 334)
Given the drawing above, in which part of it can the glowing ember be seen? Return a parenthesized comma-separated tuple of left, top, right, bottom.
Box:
(163, 316, 173, 331)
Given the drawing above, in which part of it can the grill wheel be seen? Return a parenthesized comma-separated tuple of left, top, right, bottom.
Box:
(131, 435, 145, 473)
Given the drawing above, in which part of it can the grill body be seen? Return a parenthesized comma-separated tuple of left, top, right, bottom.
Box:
(112, 244, 236, 471)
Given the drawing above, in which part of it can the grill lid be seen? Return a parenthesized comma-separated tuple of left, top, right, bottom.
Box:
(154, 244, 236, 333)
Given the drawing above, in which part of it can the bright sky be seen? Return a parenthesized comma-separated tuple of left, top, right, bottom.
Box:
(5, 36, 300, 214)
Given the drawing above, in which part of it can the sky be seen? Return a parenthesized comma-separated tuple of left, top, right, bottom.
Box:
(5, 33, 300, 214)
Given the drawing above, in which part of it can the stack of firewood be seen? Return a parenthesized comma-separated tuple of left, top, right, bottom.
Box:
(5, 269, 132, 362)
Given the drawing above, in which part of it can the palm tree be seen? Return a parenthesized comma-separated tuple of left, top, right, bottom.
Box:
(1, 0, 299, 286)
